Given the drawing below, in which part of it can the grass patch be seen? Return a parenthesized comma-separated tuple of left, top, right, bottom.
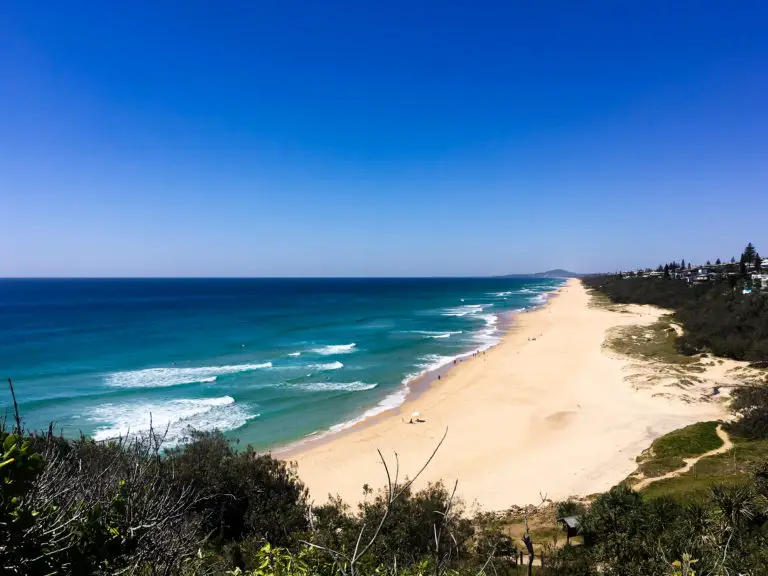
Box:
(649, 421, 722, 459)
(639, 456, 686, 478)
(604, 316, 698, 365)
(642, 436, 768, 501)
(635, 421, 721, 478)
(588, 291, 626, 312)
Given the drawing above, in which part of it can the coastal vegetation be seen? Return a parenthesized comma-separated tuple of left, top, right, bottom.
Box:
(632, 421, 723, 479)
(583, 243, 768, 362)
(4, 373, 768, 575)
(602, 316, 696, 366)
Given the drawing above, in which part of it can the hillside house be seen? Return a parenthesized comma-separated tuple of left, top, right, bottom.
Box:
(752, 274, 768, 290)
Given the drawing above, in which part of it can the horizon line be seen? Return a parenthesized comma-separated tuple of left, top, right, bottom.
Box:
(0, 274, 580, 280)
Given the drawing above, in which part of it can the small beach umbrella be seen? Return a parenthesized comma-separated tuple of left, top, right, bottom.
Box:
(411, 411, 420, 418)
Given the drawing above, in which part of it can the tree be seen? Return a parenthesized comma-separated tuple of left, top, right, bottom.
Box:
(681, 259, 686, 269)
(706, 260, 711, 266)
(743, 242, 757, 264)
(716, 258, 721, 265)
(688, 263, 692, 270)
(731, 256, 737, 264)
(756, 253, 762, 273)
(663, 264, 670, 278)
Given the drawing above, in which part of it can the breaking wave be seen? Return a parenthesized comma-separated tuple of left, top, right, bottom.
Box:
(105, 363, 273, 389)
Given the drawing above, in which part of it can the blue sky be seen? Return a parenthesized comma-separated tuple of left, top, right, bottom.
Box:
(3, 1, 767, 276)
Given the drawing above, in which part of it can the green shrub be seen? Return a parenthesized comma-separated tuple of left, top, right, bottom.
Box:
(168, 430, 310, 546)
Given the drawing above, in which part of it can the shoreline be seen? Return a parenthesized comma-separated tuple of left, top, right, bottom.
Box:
(276, 283, 566, 457)
(282, 279, 730, 510)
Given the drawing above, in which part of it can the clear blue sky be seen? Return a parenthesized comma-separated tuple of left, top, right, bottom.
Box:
(3, 1, 767, 277)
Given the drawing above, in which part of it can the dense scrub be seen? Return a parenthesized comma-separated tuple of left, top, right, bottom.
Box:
(728, 385, 768, 440)
(583, 275, 768, 361)
(543, 479, 768, 575)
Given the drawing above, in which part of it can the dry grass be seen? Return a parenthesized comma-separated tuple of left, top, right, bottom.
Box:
(587, 291, 629, 312)
(604, 315, 700, 367)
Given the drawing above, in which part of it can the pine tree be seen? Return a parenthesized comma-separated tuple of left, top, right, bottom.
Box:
(681, 259, 686, 269)
(731, 256, 736, 264)
(743, 242, 756, 264)
(663, 264, 670, 278)
(756, 253, 762, 273)
(716, 258, 721, 265)
(706, 260, 711, 266)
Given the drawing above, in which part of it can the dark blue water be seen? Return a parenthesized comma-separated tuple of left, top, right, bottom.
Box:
(0, 278, 563, 448)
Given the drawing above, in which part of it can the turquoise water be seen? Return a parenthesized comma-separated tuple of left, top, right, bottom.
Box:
(0, 278, 563, 449)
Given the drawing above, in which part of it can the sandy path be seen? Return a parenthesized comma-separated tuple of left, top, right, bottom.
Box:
(284, 280, 726, 510)
(633, 425, 733, 491)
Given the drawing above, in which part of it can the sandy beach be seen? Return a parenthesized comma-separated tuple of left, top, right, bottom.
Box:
(285, 279, 731, 511)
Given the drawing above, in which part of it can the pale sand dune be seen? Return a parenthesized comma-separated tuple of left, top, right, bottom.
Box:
(284, 279, 726, 511)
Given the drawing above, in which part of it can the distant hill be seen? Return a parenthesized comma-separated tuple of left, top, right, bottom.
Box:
(497, 269, 584, 279)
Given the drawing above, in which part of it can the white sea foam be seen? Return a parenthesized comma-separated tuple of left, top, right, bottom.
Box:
(490, 291, 514, 297)
(90, 396, 252, 443)
(296, 381, 377, 392)
(106, 363, 273, 389)
(443, 304, 488, 317)
(287, 352, 301, 357)
(329, 386, 409, 433)
(410, 330, 463, 339)
(311, 343, 357, 355)
(473, 314, 501, 350)
(106, 362, 272, 388)
(417, 354, 458, 372)
(531, 293, 550, 304)
(309, 361, 344, 371)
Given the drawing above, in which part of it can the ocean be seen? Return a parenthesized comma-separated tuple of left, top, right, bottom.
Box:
(0, 278, 564, 449)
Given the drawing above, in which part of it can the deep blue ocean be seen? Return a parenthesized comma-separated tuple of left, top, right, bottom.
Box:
(0, 278, 563, 449)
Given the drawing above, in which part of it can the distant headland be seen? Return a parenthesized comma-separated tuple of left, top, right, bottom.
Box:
(496, 269, 584, 278)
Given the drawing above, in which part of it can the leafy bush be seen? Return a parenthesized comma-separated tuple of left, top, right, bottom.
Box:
(1, 424, 203, 575)
(555, 499, 586, 519)
(167, 430, 310, 546)
(544, 478, 768, 575)
(727, 386, 768, 439)
(311, 481, 474, 573)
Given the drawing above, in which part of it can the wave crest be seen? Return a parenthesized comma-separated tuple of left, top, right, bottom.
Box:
(411, 330, 463, 339)
(295, 381, 377, 392)
(90, 396, 254, 443)
(311, 343, 357, 355)
(106, 363, 273, 389)
(309, 361, 344, 371)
